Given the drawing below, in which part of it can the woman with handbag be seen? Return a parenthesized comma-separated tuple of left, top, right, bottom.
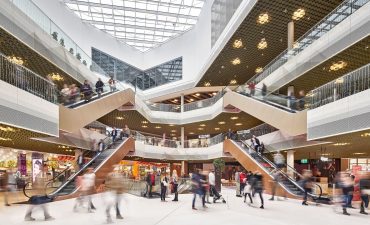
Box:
(160, 172, 169, 202)
(172, 170, 179, 201)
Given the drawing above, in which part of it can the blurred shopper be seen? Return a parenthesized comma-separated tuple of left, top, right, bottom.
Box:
(108, 76, 116, 92)
(261, 83, 267, 99)
(209, 170, 216, 201)
(191, 169, 205, 210)
(251, 172, 264, 209)
(336, 172, 353, 215)
(172, 170, 179, 201)
(76, 152, 84, 171)
(24, 168, 54, 221)
(95, 78, 104, 98)
(74, 168, 96, 212)
(235, 169, 241, 197)
(146, 170, 155, 198)
(272, 151, 285, 172)
(298, 90, 306, 110)
(359, 172, 370, 215)
(200, 171, 208, 206)
(301, 169, 313, 206)
(123, 125, 130, 138)
(69, 84, 80, 103)
(81, 80, 93, 102)
(227, 129, 234, 140)
(244, 171, 253, 204)
(111, 127, 118, 142)
(252, 135, 261, 151)
(239, 170, 246, 196)
(160, 172, 169, 202)
(0, 169, 10, 206)
(248, 82, 256, 96)
(61, 84, 71, 104)
(105, 165, 124, 223)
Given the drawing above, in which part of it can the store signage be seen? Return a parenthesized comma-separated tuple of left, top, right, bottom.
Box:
(300, 159, 308, 164)
(198, 134, 210, 139)
(18, 153, 27, 175)
(237, 130, 250, 134)
(320, 156, 329, 162)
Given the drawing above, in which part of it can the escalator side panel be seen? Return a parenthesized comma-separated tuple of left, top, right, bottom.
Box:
(223, 139, 299, 199)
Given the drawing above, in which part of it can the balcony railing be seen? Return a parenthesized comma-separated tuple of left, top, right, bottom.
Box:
(247, 0, 369, 84)
(183, 91, 224, 112)
(307, 63, 370, 109)
(0, 53, 57, 103)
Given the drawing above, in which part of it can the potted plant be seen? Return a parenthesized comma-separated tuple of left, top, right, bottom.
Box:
(60, 38, 65, 47)
(69, 48, 74, 55)
(213, 158, 225, 192)
(76, 53, 81, 61)
(51, 31, 58, 41)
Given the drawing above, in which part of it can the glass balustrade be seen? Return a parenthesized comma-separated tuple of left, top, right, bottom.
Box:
(0, 53, 57, 103)
(247, 0, 369, 84)
(307, 63, 370, 109)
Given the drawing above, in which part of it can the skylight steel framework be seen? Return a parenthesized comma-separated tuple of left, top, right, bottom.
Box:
(63, 0, 206, 52)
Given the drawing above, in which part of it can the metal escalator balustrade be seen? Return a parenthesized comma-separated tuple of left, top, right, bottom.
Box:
(246, 0, 369, 85)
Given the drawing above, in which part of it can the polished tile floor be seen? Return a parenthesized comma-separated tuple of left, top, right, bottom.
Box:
(0, 188, 368, 225)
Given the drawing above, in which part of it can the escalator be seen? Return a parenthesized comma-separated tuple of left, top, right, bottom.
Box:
(24, 137, 134, 201)
(223, 88, 307, 136)
(59, 89, 135, 133)
(224, 139, 330, 203)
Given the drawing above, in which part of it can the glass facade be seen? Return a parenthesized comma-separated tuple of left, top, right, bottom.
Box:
(92, 48, 182, 90)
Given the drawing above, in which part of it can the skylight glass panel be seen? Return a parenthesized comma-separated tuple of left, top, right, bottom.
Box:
(63, 0, 206, 52)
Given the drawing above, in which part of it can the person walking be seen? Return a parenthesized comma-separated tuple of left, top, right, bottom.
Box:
(123, 125, 130, 138)
(111, 127, 118, 142)
(105, 165, 124, 223)
(191, 169, 205, 210)
(160, 172, 169, 202)
(74, 168, 96, 212)
(108, 76, 116, 92)
(301, 169, 313, 206)
(81, 80, 93, 102)
(95, 78, 104, 98)
(359, 172, 370, 215)
(243, 173, 253, 204)
(248, 82, 256, 96)
(172, 170, 179, 201)
(208, 170, 216, 201)
(239, 170, 246, 197)
(251, 172, 264, 209)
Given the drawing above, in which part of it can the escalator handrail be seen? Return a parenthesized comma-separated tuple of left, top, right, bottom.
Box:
(240, 140, 322, 199)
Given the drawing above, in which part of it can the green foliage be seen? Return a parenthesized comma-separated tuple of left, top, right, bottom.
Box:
(213, 158, 225, 171)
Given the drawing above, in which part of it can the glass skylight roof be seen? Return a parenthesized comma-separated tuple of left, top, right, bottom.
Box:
(63, 0, 206, 52)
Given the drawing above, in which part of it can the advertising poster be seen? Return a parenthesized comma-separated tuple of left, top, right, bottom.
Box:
(18, 153, 27, 175)
(32, 159, 43, 182)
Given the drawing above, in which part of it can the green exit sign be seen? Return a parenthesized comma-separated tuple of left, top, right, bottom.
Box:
(300, 159, 308, 164)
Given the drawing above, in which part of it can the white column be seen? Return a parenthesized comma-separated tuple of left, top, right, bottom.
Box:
(287, 150, 295, 178)
(287, 21, 294, 50)
(333, 87, 337, 101)
(180, 127, 185, 148)
(180, 94, 184, 113)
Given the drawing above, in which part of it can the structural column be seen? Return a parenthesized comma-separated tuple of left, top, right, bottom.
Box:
(287, 21, 295, 50)
(180, 127, 185, 148)
(287, 150, 295, 178)
(180, 94, 184, 113)
(181, 160, 188, 176)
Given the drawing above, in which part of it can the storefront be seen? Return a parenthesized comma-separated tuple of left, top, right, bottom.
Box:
(119, 160, 173, 180)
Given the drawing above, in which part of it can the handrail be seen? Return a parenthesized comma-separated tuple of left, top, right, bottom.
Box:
(245, 0, 368, 84)
(307, 63, 370, 109)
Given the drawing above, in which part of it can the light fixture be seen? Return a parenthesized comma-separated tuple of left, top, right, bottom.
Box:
(320, 153, 332, 156)
(292, 8, 305, 20)
(361, 133, 370, 137)
(195, 93, 200, 97)
(329, 61, 347, 71)
(229, 79, 237, 85)
(212, 92, 217, 96)
(257, 13, 269, 24)
(231, 58, 241, 65)
(230, 117, 239, 120)
(49, 73, 64, 81)
(170, 133, 176, 136)
(189, 132, 195, 135)
(198, 127, 204, 130)
(233, 39, 243, 48)
(353, 152, 366, 155)
(169, 124, 175, 127)
(6, 56, 24, 65)
(0, 137, 12, 141)
(155, 126, 161, 129)
(235, 123, 243, 126)
(333, 142, 350, 146)
(255, 67, 263, 73)
(204, 82, 211, 87)
(189, 98, 194, 102)
(141, 125, 148, 128)
(214, 128, 220, 131)
(218, 121, 225, 125)
(0, 126, 16, 132)
(173, 99, 178, 102)
(116, 116, 124, 120)
(142, 121, 148, 124)
(257, 38, 267, 50)
(199, 124, 206, 127)
(171, 130, 177, 133)
(335, 77, 344, 84)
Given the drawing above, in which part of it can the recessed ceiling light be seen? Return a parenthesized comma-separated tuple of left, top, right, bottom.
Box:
(218, 121, 225, 125)
(199, 124, 206, 127)
(257, 38, 267, 50)
(255, 67, 263, 73)
(212, 92, 217, 96)
(204, 82, 211, 87)
(329, 61, 347, 71)
(141, 125, 148, 128)
(235, 123, 243, 126)
(116, 116, 124, 120)
(221, 65, 225, 69)
(333, 142, 350, 146)
(361, 133, 370, 137)
(49, 72, 64, 81)
(257, 13, 269, 24)
(171, 130, 177, 132)
(169, 124, 175, 127)
(233, 39, 243, 48)
(214, 127, 220, 130)
(292, 8, 305, 20)
(189, 98, 194, 102)
(229, 79, 237, 85)
(189, 132, 194, 135)
(231, 57, 241, 65)
(173, 99, 178, 102)
(198, 127, 204, 130)
(155, 126, 161, 129)
(353, 152, 366, 155)
(230, 117, 238, 120)
(195, 93, 200, 97)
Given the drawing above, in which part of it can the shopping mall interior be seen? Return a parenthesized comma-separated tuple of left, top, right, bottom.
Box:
(0, 0, 369, 224)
